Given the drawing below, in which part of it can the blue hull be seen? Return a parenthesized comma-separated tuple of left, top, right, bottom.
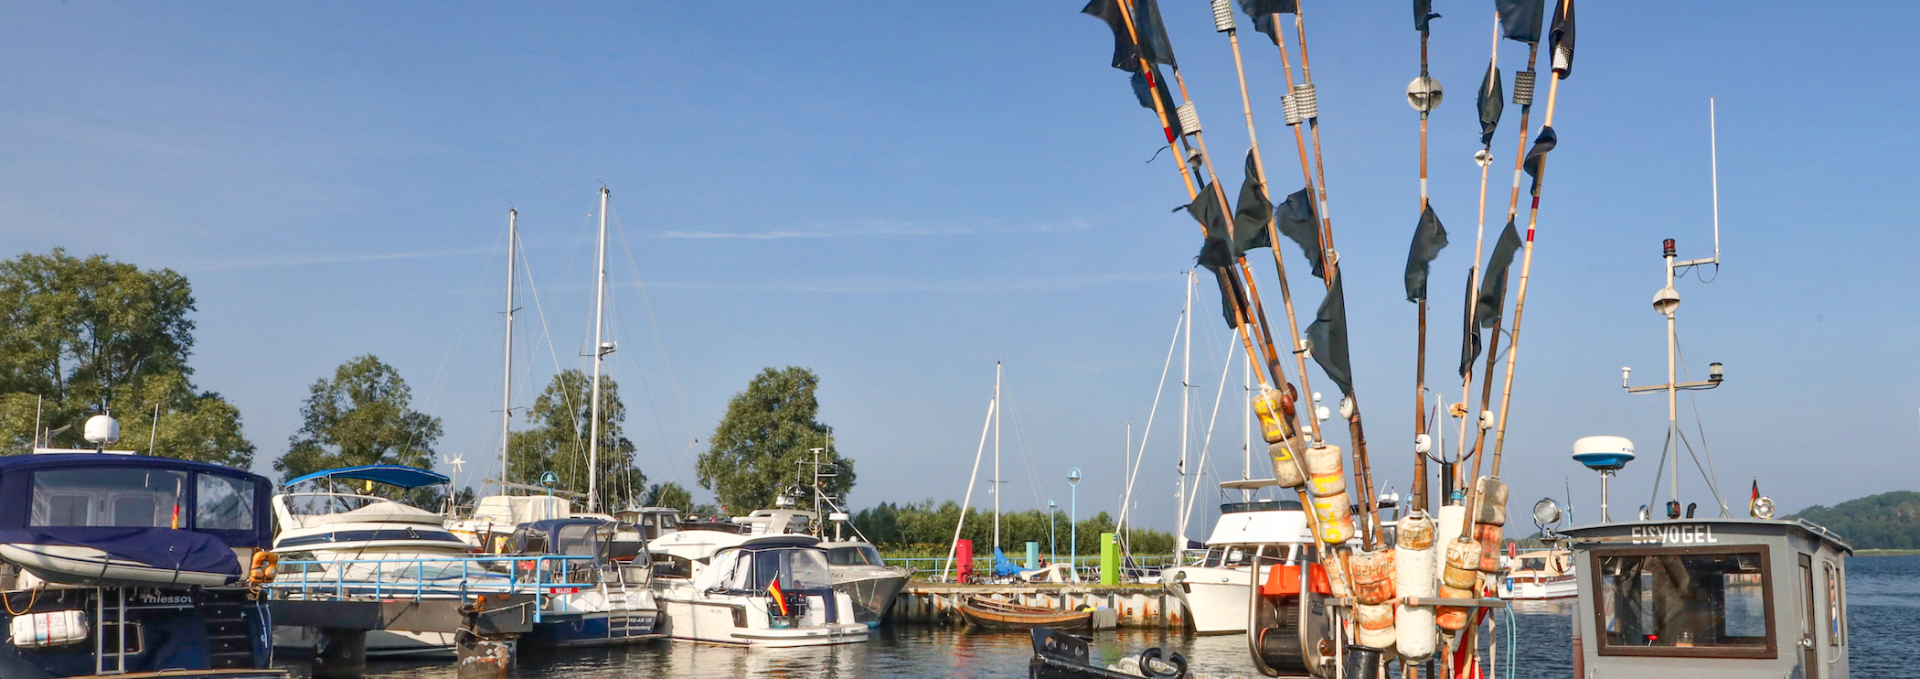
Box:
(519, 611, 662, 648)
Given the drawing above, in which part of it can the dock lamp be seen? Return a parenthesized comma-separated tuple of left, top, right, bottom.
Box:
(1068, 468, 1083, 575)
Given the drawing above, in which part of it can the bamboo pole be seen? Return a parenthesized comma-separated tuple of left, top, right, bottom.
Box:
(1411, 15, 1434, 514)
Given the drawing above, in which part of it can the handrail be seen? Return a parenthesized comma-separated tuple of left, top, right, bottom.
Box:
(263, 554, 602, 623)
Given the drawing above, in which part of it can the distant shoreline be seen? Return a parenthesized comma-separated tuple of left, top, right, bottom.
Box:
(1854, 549, 1920, 556)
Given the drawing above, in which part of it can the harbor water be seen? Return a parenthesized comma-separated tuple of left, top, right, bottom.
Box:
(280, 555, 1920, 679)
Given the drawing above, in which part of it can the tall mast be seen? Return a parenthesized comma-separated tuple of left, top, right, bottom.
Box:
(500, 209, 518, 486)
(1177, 271, 1192, 552)
(587, 187, 610, 513)
(993, 360, 1002, 551)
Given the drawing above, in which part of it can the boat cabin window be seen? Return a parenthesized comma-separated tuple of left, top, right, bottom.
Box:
(1825, 561, 1844, 646)
(552, 523, 601, 557)
(195, 473, 255, 530)
(1594, 548, 1774, 658)
(31, 468, 188, 528)
(1201, 548, 1225, 568)
(750, 548, 832, 591)
(826, 544, 884, 567)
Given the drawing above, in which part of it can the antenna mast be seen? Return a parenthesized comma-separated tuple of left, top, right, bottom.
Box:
(1710, 97, 1721, 264)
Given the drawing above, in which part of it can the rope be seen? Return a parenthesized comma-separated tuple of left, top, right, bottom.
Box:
(4, 584, 41, 616)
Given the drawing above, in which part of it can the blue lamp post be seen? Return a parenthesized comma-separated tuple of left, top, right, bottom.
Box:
(1068, 467, 1083, 573)
(1047, 499, 1058, 564)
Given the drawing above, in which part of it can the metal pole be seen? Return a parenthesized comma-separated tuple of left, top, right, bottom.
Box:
(502, 209, 518, 486)
(588, 187, 610, 512)
(1178, 271, 1192, 557)
(1665, 251, 1678, 503)
(994, 361, 1002, 551)
(1070, 468, 1082, 577)
(1049, 500, 1059, 564)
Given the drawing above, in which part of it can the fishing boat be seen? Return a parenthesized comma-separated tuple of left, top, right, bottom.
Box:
(1497, 546, 1575, 600)
(1164, 481, 1315, 635)
(502, 518, 662, 647)
(268, 464, 475, 659)
(650, 534, 867, 647)
(956, 597, 1091, 632)
(0, 414, 281, 679)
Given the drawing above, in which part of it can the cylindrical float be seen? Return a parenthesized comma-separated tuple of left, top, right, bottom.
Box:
(1394, 512, 1438, 659)
(1472, 476, 1510, 526)
(1268, 437, 1308, 488)
(1441, 536, 1482, 590)
(1436, 503, 1468, 546)
(1309, 491, 1355, 544)
(1475, 522, 1505, 573)
(1435, 581, 1474, 632)
(1353, 602, 1396, 649)
(1324, 547, 1352, 598)
(1252, 387, 1293, 444)
(1304, 444, 1346, 498)
(1349, 549, 1396, 606)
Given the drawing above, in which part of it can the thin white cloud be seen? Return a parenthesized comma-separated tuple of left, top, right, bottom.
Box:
(186, 247, 494, 272)
(641, 271, 1171, 294)
(657, 219, 1090, 240)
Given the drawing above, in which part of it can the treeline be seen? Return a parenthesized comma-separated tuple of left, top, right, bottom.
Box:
(1788, 491, 1920, 550)
(851, 499, 1175, 556)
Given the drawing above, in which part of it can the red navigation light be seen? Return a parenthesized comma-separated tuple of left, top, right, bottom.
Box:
(1662, 239, 1676, 258)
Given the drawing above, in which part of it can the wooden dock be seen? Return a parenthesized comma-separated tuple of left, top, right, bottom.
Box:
(893, 583, 1186, 629)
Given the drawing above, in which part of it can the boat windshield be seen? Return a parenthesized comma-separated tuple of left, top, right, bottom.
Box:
(552, 523, 602, 557)
(1595, 549, 1773, 656)
(695, 547, 834, 592)
(32, 468, 189, 528)
(825, 544, 884, 566)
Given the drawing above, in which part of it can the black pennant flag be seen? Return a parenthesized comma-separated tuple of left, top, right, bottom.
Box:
(1550, 0, 1577, 77)
(1308, 271, 1353, 396)
(1414, 0, 1440, 31)
(1186, 183, 1247, 329)
(1523, 126, 1557, 196)
(1275, 186, 1324, 279)
(1496, 0, 1545, 43)
(1129, 68, 1185, 137)
(1475, 220, 1524, 331)
(1404, 204, 1449, 302)
(1478, 62, 1504, 146)
(1237, 0, 1298, 46)
(1082, 0, 1178, 72)
(1232, 151, 1274, 256)
(1457, 269, 1482, 378)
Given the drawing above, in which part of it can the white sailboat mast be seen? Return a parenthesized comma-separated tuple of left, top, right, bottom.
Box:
(1176, 272, 1192, 553)
(993, 360, 1002, 551)
(588, 187, 611, 513)
(500, 209, 518, 486)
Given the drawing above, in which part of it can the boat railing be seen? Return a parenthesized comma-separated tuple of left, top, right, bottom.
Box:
(894, 554, 1178, 584)
(262, 554, 598, 622)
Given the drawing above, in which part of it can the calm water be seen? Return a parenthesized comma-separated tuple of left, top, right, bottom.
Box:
(281, 555, 1920, 679)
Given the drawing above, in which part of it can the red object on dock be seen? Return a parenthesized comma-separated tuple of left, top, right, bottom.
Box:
(956, 539, 973, 584)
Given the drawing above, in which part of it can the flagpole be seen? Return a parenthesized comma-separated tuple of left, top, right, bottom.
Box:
(1411, 9, 1436, 514)
(1455, 17, 1503, 491)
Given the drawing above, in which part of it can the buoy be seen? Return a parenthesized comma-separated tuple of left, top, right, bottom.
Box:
(1324, 548, 1353, 598)
(1304, 444, 1346, 497)
(1353, 602, 1396, 649)
(1472, 476, 1510, 526)
(1436, 581, 1474, 632)
(1349, 549, 1396, 605)
(1436, 503, 1468, 546)
(1269, 438, 1308, 488)
(1437, 536, 1482, 632)
(1475, 523, 1504, 573)
(1394, 512, 1437, 660)
(1309, 491, 1355, 544)
(1252, 387, 1294, 443)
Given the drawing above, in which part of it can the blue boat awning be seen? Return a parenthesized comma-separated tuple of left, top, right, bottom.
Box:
(285, 464, 448, 489)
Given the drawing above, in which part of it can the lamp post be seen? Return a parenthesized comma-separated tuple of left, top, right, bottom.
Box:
(1068, 468, 1083, 574)
(1048, 499, 1058, 564)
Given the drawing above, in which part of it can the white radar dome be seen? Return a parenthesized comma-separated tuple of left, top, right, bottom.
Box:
(82, 414, 121, 445)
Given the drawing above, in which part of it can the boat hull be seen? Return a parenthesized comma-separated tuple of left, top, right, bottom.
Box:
(520, 611, 663, 648)
(833, 570, 908, 628)
(1165, 566, 1254, 634)
(655, 593, 867, 647)
(271, 627, 458, 660)
(1498, 574, 1577, 600)
(957, 598, 1092, 631)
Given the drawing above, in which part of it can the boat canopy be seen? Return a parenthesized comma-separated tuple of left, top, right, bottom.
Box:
(285, 464, 449, 490)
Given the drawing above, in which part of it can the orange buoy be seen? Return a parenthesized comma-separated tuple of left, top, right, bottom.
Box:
(1309, 491, 1355, 544)
(1349, 549, 1396, 606)
(1475, 523, 1504, 573)
(1252, 387, 1295, 444)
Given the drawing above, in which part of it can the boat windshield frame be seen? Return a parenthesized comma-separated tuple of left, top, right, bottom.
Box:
(1588, 544, 1778, 659)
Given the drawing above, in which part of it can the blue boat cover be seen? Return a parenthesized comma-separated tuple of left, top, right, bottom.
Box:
(993, 546, 1021, 578)
(0, 527, 240, 581)
(284, 464, 449, 489)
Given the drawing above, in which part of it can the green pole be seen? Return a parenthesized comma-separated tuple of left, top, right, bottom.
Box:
(1100, 532, 1118, 585)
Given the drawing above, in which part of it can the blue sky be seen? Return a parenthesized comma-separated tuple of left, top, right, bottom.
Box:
(4, 1, 1916, 539)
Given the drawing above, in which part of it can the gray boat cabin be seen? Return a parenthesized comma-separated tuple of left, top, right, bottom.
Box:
(1563, 517, 1851, 679)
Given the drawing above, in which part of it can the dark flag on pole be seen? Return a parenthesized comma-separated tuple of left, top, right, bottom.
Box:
(1523, 126, 1557, 196)
(1457, 270, 1482, 378)
(1082, 0, 1178, 72)
(1496, 0, 1545, 43)
(1308, 272, 1353, 396)
(1478, 61, 1505, 146)
(1185, 183, 1248, 329)
(1414, 0, 1440, 31)
(1232, 151, 1274, 256)
(1275, 186, 1325, 279)
(1404, 204, 1449, 302)
(1130, 69, 1185, 137)
(1236, 0, 1298, 46)
(1463, 220, 1522, 376)
(1550, 0, 1577, 77)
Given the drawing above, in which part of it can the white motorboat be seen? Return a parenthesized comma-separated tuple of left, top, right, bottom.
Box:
(1497, 547, 1576, 600)
(269, 465, 477, 660)
(650, 533, 866, 647)
(821, 539, 910, 628)
(504, 518, 662, 647)
(1163, 479, 1315, 635)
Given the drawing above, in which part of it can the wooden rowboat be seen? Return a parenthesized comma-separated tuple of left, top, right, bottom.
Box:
(957, 596, 1092, 631)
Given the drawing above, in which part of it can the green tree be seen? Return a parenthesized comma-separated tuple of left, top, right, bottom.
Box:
(644, 482, 694, 512)
(0, 249, 251, 465)
(698, 366, 854, 512)
(275, 355, 442, 486)
(507, 369, 645, 510)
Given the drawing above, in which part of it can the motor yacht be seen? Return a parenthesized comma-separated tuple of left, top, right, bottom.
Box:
(649, 533, 866, 647)
(1162, 479, 1315, 635)
(503, 518, 662, 647)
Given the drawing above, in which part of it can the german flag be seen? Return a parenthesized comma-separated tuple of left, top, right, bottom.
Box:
(768, 578, 789, 616)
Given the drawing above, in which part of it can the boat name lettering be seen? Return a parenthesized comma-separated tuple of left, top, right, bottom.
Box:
(134, 593, 192, 606)
(1629, 524, 1718, 545)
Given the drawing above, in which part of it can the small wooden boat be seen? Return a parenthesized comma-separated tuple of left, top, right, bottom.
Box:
(958, 596, 1091, 631)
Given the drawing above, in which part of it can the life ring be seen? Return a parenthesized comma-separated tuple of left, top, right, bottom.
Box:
(250, 551, 279, 583)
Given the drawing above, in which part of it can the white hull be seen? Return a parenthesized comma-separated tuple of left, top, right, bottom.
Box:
(1166, 566, 1256, 634)
(1499, 575, 1577, 600)
(656, 590, 867, 647)
(273, 626, 459, 659)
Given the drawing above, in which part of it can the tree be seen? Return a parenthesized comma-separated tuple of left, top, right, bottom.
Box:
(275, 355, 442, 486)
(507, 369, 645, 510)
(0, 249, 251, 465)
(644, 482, 694, 513)
(698, 366, 855, 512)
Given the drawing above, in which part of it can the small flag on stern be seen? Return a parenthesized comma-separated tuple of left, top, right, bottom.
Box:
(769, 577, 789, 616)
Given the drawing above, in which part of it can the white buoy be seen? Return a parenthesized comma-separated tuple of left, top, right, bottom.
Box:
(1395, 511, 1438, 659)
